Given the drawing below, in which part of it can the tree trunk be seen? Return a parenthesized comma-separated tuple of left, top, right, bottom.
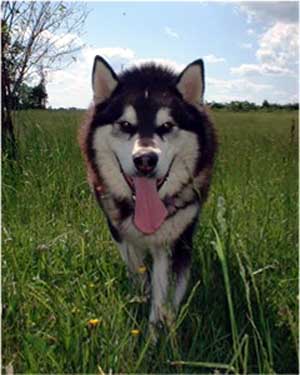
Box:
(2, 55, 17, 159)
(2, 103, 16, 160)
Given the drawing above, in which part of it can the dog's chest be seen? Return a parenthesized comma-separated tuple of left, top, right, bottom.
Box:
(112, 199, 200, 249)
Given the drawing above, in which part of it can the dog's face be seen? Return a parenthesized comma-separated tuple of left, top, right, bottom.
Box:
(99, 103, 176, 183)
(90, 58, 206, 193)
(86, 56, 214, 234)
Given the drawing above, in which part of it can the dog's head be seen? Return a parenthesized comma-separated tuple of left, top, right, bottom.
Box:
(82, 56, 216, 234)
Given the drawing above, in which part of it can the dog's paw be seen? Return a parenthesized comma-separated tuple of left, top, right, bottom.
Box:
(158, 304, 176, 328)
(148, 303, 176, 342)
(148, 320, 164, 344)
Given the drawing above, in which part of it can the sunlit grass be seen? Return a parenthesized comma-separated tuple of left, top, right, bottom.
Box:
(2, 109, 298, 373)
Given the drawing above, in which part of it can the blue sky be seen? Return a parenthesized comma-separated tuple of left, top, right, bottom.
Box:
(47, 1, 299, 108)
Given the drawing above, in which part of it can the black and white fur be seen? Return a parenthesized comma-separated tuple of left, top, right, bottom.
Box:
(79, 56, 217, 333)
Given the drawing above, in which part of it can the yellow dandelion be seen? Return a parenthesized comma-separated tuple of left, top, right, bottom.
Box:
(138, 265, 147, 274)
(131, 329, 141, 336)
(88, 318, 101, 328)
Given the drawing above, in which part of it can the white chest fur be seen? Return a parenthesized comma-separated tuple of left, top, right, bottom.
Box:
(118, 203, 199, 250)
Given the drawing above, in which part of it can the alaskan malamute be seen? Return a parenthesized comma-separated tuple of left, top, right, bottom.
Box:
(79, 56, 217, 334)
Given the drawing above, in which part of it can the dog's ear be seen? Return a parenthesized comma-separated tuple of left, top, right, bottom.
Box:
(92, 56, 119, 104)
(176, 59, 205, 106)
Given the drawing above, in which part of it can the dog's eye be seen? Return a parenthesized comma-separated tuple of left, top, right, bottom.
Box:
(118, 121, 135, 134)
(162, 121, 174, 130)
(157, 121, 175, 135)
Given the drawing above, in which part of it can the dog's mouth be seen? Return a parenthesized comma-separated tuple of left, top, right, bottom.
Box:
(123, 174, 167, 195)
(116, 157, 174, 235)
(116, 156, 174, 196)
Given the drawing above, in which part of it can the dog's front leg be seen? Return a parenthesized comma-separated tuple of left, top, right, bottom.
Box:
(149, 249, 175, 330)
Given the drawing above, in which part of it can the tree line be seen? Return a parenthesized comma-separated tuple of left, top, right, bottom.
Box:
(49, 100, 299, 112)
(209, 100, 299, 112)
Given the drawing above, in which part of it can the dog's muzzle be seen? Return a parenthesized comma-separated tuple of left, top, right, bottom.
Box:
(133, 151, 158, 175)
(132, 137, 160, 176)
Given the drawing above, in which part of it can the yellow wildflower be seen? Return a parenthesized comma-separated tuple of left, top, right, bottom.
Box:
(131, 329, 141, 336)
(138, 266, 147, 274)
(88, 318, 101, 328)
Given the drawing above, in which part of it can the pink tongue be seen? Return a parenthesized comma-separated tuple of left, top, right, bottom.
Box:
(133, 177, 168, 234)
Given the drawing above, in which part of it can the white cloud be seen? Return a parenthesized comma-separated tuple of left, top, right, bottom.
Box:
(164, 26, 179, 39)
(90, 47, 135, 61)
(256, 22, 298, 67)
(130, 57, 185, 72)
(204, 54, 226, 64)
(81, 46, 136, 73)
(230, 63, 292, 76)
(241, 43, 253, 49)
(288, 93, 299, 103)
(238, 2, 298, 24)
(205, 76, 297, 104)
(39, 30, 83, 49)
(229, 4, 298, 103)
(47, 45, 136, 108)
(46, 43, 295, 108)
(207, 77, 272, 92)
(231, 22, 298, 77)
(247, 28, 255, 36)
(47, 46, 188, 108)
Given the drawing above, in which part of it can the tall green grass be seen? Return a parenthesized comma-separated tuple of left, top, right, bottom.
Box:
(2, 109, 298, 373)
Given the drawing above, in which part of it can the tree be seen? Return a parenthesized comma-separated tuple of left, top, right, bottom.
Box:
(262, 99, 270, 109)
(1, 1, 88, 157)
(31, 80, 48, 109)
(15, 81, 48, 110)
(30, 67, 48, 109)
(10, 68, 48, 110)
(16, 82, 33, 109)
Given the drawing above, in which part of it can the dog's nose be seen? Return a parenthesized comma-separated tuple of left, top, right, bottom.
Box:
(133, 152, 158, 174)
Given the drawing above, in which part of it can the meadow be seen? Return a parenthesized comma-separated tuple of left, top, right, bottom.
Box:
(2, 109, 298, 374)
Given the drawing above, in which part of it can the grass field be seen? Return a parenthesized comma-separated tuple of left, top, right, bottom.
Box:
(2, 109, 298, 374)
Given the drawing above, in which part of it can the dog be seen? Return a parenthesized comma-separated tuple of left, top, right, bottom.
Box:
(79, 55, 217, 334)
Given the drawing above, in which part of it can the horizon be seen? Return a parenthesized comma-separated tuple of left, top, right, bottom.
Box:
(47, 99, 299, 111)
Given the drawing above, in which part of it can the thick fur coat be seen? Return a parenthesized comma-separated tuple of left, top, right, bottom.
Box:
(79, 56, 217, 333)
